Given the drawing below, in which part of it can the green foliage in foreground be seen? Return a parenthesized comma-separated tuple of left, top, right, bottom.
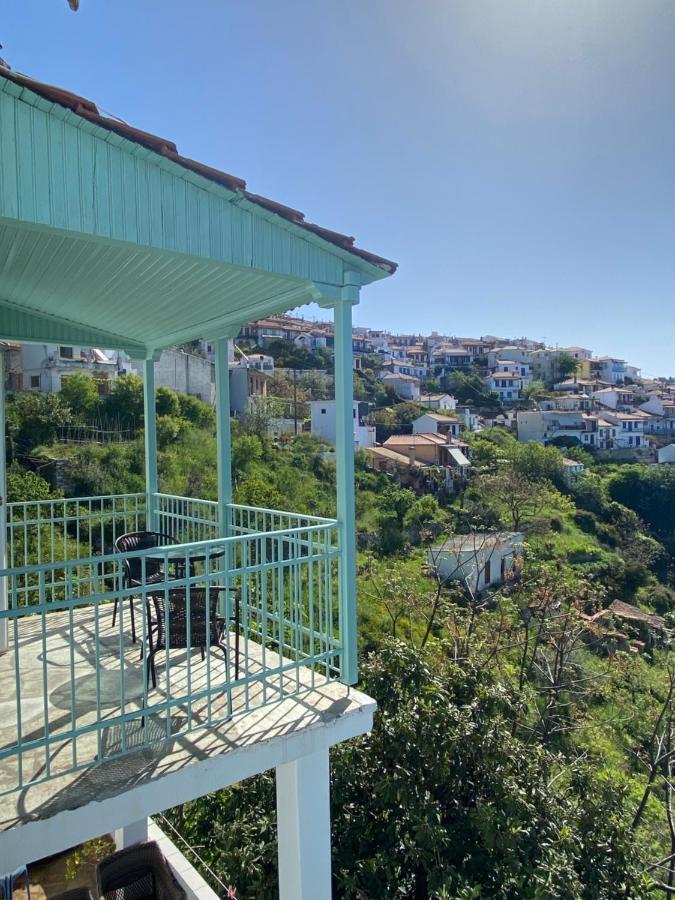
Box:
(167, 641, 650, 900)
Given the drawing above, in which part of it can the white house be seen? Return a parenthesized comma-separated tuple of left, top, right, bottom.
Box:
(640, 395, 675, 437)
(658, 444, 675, 464)
(391, 358, 429, 379)
(428, 532, 524, 593)
(494, 360, 532, 380)
(413, 412, 462, 438)
(562, 458, 585, 486)
(20, 344, 120, 393)
(131, 347, 214, 403)
(601, 411, 648, 449)
(310, 400, 376, 449)
(419, 392, 457, 411)
(380, 371, 421, 401)
(487, 371, 528, 403)
(591, 387, 635, 411)
(457, 405, 481, 432)
(592, 356, 628, 384)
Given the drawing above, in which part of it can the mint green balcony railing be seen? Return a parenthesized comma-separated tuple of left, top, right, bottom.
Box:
(0, 494, 341, 796)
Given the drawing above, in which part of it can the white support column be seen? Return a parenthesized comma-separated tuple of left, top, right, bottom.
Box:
(115, 817, 149, 851)
(143, 358, 158, 531)
(0, 352, 6, 653)
(214, 338, 232, 536)
(333, 273, 360, 685)
(276, 749, 332, 900)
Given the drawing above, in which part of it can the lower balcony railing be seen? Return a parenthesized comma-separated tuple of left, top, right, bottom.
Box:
(0, 493, 341, 796)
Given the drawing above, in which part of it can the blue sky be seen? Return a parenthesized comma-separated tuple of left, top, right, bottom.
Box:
(2, 1, 675, 374)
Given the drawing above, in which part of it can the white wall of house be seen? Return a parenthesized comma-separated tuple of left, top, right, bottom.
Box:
(658, 444, 675, 464)
(310, 400, 375, 449)
(412, 413, 461, 437)
(380, 373, 421, 401)
(428, 533, 523, 593)
(20, 344, 119, 393)
(419, 393, 457, 411)
(131, 348, 214, 403)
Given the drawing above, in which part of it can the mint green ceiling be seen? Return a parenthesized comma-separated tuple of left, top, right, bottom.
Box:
(0, 76, 392, 358)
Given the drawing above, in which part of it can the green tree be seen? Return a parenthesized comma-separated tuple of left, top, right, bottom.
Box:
(556, 352, 581, 382)
(521, 378, 548, 404)
(104, 373, 144, 427)
(511, 441, 564, 486)
(469, 468, 567, 531)
(7, 392, 72, 456)
(607, 465, 675, 538)
(155, 385, 180, 418)
(6, 465, 56, 503)
(166, 641, 649, 899)
(59, 372, 100, 421)
(177, 393, 215, 430)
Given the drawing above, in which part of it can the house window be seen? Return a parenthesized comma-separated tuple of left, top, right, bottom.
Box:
(30, 375, 40, 389)
(321, 408, 326, 415)
(483, 559, 491, 586)
(59, 346, 73, 359)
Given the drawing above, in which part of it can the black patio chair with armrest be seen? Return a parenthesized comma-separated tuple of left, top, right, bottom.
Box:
(113, 531, 180, 644)
(145, 586, 240, 689)
(96, 840, 185, 900)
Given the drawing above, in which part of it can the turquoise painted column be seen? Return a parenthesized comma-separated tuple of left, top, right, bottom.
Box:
(215, 338, 233, 536)
(143, 358, 158, 531)
(333, 273, 360, 685)
(0, 352, 6, 652)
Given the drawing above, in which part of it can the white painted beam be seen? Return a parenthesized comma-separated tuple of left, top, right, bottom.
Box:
(276, 749, 332, 900)
(0, 690, 375, 870)
(114, 817, 149, 850)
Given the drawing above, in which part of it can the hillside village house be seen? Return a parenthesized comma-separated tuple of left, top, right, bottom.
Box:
(640, 395, 675, 436)
(130, 347, 214, 403)
(310, 399, 376, 449)
(562, 457, 586, 486)
(591, 356, 630, 384)
(430, 345, 473, 373)
(389, 358, 429, 379)
(428, 532, 524, 593)
(486, 358, 533, 402)
(591, 386, 636, 411)
(658, 444, 675, 464)
(21, 343, 120, 393)
(0, 65, 397, 899)
(380, 370, 421, 400)
(413, 412, 462, 438)
(517, 410, 618, 449)
(419, 392, 456, 411)
(601, 410, 649, 449)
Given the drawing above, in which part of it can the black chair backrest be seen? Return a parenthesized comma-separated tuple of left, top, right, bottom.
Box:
(151, 587, 225, 651)
(114, 531, 178, 584)
(96, 841, 185, 900)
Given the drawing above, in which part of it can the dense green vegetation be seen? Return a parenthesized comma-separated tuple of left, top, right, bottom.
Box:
(9, 374, 675, 898)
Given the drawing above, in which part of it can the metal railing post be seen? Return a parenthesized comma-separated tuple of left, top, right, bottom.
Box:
(143, 358, 158, 531)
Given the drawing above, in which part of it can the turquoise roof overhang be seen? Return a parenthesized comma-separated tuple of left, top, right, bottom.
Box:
(0, 71, 395, 358)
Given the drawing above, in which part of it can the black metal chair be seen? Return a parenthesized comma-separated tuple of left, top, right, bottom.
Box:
(113, 531, 179, 643)
(95, 840, 185, 900)
(145, 586, 239, 689)
(49, 889, 93, 900)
